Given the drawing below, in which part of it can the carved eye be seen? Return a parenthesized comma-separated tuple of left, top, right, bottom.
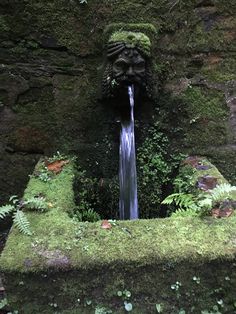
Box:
(134, 61, 145, 71)
(113, 59, 128, 71)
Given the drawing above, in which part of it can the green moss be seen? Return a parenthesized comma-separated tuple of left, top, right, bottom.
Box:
(104, 22, 157, 43)
(24, 160, 75, 214)
(174, 157, 229, 196)
(183, 86, 227, 119)
(1, 156, 236, 313)
(0, 15, 10, 33)
(0, 159, 235, 271)
(109, 31, 151, 56)
(181, 87, 229, 147)
(191, 158, 228, 185)
(195, 148, 236, 184)
(201, 57, 236, 83)
(1, 217, 236, 312)
(1, 209, 236, 273)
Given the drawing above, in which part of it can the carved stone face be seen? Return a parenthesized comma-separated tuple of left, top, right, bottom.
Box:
(102, 42, 153, 100)
(112, 48, 146, 86)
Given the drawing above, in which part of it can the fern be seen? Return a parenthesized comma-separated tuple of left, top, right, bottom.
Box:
(198, 198, 213, 210)
(0, 204, 15, 219)
(209, 183, 236, 203)
(82, 208, 101, 222)
(164, 183, 236, 218)
(13, 210, 32, 236)
(162, 193, 198, 210)
(0, 194, 51, 236)
(73, 208, 101, 222)
(161, 193, 180, 205)
(23, 197, 48, 212)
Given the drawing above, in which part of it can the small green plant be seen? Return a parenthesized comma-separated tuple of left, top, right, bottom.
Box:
(0, 298, 8, 310)
(73, 208, 101, 222)
(173, 165, 197, 194)
(137, 123, 185, 218)
(37, 166, 52, 182)
(111, 79, 119, 88)
(117, 290, 132, 299)
(171, 281, 182, 299)
(156, 303, 163, 313)
(73, 165, 104, 221)
(95, 306, 112, 314)
(117, 289, 132, 312)
(0, 195, 48, 236)
(192, 276, 201, 284)
(47, 151, 69, 163)
(124, 301, 133, 312)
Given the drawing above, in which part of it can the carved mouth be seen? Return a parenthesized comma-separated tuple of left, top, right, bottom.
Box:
(119, 78, 141, 86)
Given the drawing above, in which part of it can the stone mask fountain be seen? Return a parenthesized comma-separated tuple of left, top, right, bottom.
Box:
(102, 24, 156, 219)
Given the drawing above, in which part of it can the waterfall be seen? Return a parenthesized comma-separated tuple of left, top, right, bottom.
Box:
(119, 85, 139, 220)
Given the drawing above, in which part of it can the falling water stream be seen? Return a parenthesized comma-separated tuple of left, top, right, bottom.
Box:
(119, 85, 138, 220)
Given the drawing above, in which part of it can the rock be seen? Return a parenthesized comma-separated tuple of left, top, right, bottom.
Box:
(0, 72, 29, 106)
(197, 175, 218, 191)
(7, 127, 50, 154)
(39, 35, 67, 51)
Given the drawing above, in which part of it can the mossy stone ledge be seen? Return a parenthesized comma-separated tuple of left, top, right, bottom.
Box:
(0, 160, 236, 313)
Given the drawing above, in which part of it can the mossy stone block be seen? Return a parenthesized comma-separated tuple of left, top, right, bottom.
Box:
(1, 157, 236, 313)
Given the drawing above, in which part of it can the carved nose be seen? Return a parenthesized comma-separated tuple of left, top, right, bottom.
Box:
(127, 66, 134, 77)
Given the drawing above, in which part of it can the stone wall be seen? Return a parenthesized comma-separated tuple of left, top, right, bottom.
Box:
(0, 0, 236, 203)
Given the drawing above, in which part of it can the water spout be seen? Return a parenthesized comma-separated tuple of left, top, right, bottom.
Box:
(119, 85, 138, 220)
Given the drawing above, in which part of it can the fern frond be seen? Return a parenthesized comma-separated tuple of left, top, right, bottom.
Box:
(171, 208, 200, 218)
(210, 183, 236, 202)
(0, 204, 15, 219)
(162, 193, 197, 210)
(161, 193, 182, 205)
(23, 197, 48, 212)
(198, 198, 212, 209)
(13, 210, 32, 236)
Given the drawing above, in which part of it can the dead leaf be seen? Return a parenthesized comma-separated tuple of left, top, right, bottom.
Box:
(211, 207, 233, 218)
(182, 156, 202, 168)
(101, 220, 112, 229)
(197, 175, 218, 191)
(46, 160, 69, 174)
